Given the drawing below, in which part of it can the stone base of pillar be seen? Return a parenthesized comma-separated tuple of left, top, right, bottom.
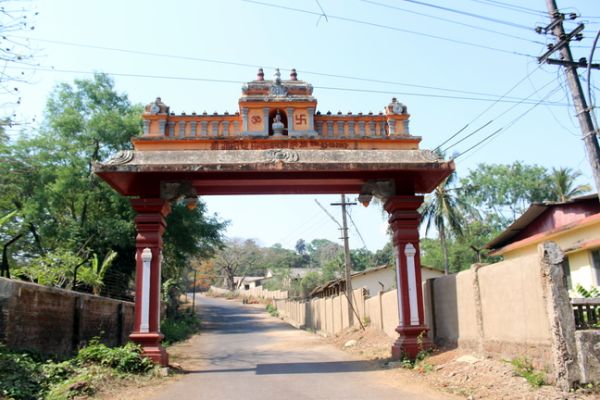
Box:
(129, 332, 169, 366)
(391, 325, 432, 360)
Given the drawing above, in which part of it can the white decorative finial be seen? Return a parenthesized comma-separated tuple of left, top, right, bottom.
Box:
(274, 68, 281, 84)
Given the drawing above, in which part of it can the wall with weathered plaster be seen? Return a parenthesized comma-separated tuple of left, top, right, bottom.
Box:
(430, 253, 555, 374)
(0, 277, 134, 356)
(429, 243, 600, 388)
(269, 242, 600, 388)
(274, 288, 367, 335)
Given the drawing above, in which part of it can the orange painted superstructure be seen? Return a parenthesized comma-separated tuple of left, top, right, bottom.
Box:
(137, 68, 417, 151)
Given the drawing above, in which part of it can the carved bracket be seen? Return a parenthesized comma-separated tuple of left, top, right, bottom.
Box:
(357, 180, 396, 205)
(104, 150, 134, 165)
(160, 181, 197, 202)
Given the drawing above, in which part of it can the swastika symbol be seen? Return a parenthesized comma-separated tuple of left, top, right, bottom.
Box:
(250, 115, 262, 124)
(295, 114, 307, 125)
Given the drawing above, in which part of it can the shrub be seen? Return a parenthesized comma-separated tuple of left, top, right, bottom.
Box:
(161, 310, 201, 345)
(266, 303, 279, 317)
(76, 339, 153, 373)
(0, 345, 44, 400)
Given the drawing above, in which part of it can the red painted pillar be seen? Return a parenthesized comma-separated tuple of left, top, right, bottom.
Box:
(129, 198, 171, 366)
(384, 195, 432, 359)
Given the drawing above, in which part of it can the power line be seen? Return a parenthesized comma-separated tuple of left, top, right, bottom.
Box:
(346, 207, 368, 249)
(397, 0, 533, 31)
(13, 65, 573, 107)
(466, 0, 546, 17)
(19, 37, 543, 102)
(454, 84, 563, 160)
(434, 65, 543, 150)
(442, 78, 558, 152)
(361, 0, 545, 45)
(240, 0, 534, 58)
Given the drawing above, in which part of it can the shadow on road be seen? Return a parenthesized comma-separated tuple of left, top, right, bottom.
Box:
(183, 360, 382, 375)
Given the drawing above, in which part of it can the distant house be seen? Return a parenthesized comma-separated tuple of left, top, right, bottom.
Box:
(230, 276, 269, 290)
(310, 264, 443, 298)
(484, 194, 600, 293)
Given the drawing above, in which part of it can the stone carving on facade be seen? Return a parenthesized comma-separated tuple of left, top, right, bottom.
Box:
(264, 149, 299, 163)
(357, 179, 396, 205)
(105, 150, 134, 165)
(144, 97, 169, 115)
(422, 149, 442, 161)
(159, 181, 196, 201)
(270, 68, 288, 97)
(272, 110, 285, 136)
(385, 97, 407, 115)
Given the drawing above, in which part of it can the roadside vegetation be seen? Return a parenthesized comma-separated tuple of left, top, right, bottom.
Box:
(510, 357, 545, 388)
(0, 340, 155, 400)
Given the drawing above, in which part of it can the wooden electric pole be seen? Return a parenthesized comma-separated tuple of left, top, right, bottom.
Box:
(538, 0, 600, 200)
(331, 194, 356, 326)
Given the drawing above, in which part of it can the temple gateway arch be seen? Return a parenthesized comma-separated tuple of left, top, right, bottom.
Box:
(94, 69, 454, 365)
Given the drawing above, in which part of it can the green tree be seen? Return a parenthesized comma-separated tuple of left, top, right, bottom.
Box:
(374, 239, 394, 267)
(548, 167, 591, 202)
(0, 74, 226, 300)
(349, 248, 375, 271)
(307, 238, 341, 268)
(459, 161, 553, 228)
(213, 238, 262, 290)
(420, 171, 470, 275)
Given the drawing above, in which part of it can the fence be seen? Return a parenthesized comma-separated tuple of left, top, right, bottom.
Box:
(274, 288, 367, 334)
(0, 277, 134, 356)
(572, 298, 600, 329)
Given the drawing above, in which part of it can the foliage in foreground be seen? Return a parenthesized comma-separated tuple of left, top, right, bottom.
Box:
(0, 340, 155, 400)
(161, 309, 202, 345)
(576, 284, 600, 298)
(510, 357, 545, 388)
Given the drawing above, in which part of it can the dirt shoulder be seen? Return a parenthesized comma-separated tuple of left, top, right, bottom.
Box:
(324, 325, 599, 400)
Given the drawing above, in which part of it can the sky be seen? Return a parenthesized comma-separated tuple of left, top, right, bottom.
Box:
(3, 0, 600, 252)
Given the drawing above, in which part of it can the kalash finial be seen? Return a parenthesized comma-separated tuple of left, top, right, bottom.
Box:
(257, 68, 264, 81)
(290, 68, 298, 81)
(273, 68, 281, 85)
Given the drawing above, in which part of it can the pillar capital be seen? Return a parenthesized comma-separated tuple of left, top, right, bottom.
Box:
(130, 198, 171, 215)
(383, 195, 423, 214)
(384, 195, 423, 246)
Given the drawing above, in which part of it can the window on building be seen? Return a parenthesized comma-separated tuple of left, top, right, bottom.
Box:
(591, 249, 600, 286)
(563, 257, 572, 290)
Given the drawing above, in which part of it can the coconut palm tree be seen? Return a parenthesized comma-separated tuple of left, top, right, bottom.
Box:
(549, 167, 591, 202)
(420, 172, 470, 275)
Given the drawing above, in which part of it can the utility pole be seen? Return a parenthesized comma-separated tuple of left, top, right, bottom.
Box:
(331, 194, 356, 326)
(192, 269, 197, 311)
(538, 0, 600, 200)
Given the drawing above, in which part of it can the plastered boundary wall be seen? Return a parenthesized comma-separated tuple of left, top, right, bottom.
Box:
(430, 242, 599, 388)
(0, 277, 134, 357)
(274, 288, 370, 335)
(430, 252, 554, 367)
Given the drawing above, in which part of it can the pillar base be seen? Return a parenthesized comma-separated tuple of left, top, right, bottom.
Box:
(129, 332, 169, 366)
(391, 325, 432, 360)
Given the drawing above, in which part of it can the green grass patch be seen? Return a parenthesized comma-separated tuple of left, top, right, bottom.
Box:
(510, 357, 545, 388)
(161, 309, 202, 345)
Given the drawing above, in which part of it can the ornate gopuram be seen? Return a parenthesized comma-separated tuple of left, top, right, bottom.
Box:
(94, 68, 454, 365)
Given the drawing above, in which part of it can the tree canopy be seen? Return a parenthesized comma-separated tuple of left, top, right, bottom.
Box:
(0, 74, 226, 302)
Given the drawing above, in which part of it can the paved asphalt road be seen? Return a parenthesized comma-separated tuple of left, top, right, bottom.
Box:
(147, 295, 452, 400)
